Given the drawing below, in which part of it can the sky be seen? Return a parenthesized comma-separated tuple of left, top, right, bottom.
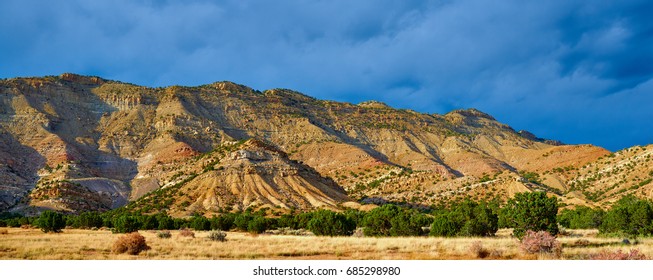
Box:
(1, 0, 652, 151)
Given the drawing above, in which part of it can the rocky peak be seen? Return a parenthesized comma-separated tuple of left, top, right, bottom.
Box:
(59, 73, 106, 85)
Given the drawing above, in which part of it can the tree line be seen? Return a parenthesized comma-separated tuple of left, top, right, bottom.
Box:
(2, 192, 652, 238)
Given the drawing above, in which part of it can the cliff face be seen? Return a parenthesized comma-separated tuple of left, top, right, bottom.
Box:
(3, 73, 644, 215)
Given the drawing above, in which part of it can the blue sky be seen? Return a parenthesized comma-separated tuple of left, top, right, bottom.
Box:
(1, 0, 652, 151)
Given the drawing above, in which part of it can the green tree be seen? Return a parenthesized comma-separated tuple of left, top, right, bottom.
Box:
(307, 209, 356, 236)
(362, 204, 428, 236)
(247, 216, 269, 234)
(600, 196, 653, 236)
(35, 211, 66, 233)
(112, 215, 141, 233)
(501, 192, 559, 239)
(190, 215, 211, 231)
(558, 206, 604, 229)
(74, 211, 104, 229)
(429, 200, 497, 237)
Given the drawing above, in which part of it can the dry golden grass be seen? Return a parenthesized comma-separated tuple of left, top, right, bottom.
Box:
(0, 227, 650, 260)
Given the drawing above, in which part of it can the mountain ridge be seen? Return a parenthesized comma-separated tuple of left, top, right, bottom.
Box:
(1, 73, 649, 216)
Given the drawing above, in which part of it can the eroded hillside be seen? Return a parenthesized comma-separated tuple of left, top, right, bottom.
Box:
(2, 73, 644, 216)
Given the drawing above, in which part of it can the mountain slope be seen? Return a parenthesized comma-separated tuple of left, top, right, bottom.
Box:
(0, 73, 636, 215)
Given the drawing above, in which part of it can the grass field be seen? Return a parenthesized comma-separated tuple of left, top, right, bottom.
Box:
(0, 227, 649, 260)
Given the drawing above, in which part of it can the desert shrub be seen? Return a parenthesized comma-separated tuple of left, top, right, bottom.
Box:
(468, 241, 490, 259)
(112, 215, 141, 233)
(558, 206, 604, 229)
(207, 230, 227, 242)
(156, 230, 172, 239)
(35, 211, 66, 233)
(590, 249, 647, 260)
(600, 196, 653, 237)
(519, 230, 562, 257)
(112, 232, 151, 255)
(307, 209, 356, 236)
(501, 192, 559, 239)
(179, 228, 195, 238)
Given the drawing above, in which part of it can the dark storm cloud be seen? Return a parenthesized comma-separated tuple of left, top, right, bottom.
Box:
(1, 0, 652, 150)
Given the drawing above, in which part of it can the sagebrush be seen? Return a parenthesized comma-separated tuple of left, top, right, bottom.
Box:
(590, 249, 647, 260)
(519, 230, 561, 257)
(112, 232, 151, 255)
(207, 230, 227, 242)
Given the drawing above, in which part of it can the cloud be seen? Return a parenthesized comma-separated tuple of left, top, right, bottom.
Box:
(1, 0, 652, 150)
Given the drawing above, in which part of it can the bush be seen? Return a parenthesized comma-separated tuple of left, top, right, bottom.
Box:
(307, 209, 356, 236)
(112, 215, 141, 233)
(207, 230, 227, 242)
(0, 229, 7, 235)
(590, 249, 647, 260)
(519, 230, 561, 257)
(179, 228, 195, 238)
(468, 241, 490, 259)
(502, 192, 559, 239)
(112, 232, 151, 255)
(156, 231, 172, 239)
(35, 211, 66, 233)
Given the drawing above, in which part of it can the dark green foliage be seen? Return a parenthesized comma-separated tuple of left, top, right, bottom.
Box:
(138, 215, 159, 230)
(210, 214, 235, 231)
(234, 212, 254, 231)
(430, 215, 458, 237)
(157, 215, 175, 230)
(247, 216, 269, 234)
(501, 192, 559, 239)
(600, 196, 653, 236)
(557, 206, 604, 229)
(294, 212, 315, 229)
(75, 211, 104, 229)
(276, 214, 298, 229)
(430, 200, 498, 237)
(343, 209, 365, 226)
(35, 211, 66, 233)
(190, 216, 211, 231)
(306, 209, 356, 236)
(112, 215, 141, 233)
(362, 204, 429, 236)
